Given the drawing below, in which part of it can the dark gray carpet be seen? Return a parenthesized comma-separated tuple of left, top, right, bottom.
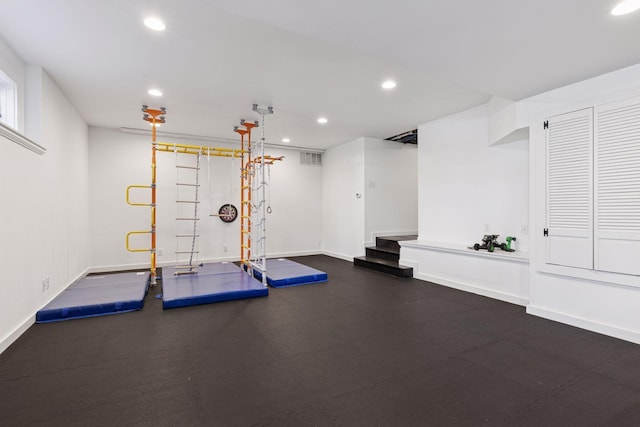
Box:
(1, 255, 640, 426)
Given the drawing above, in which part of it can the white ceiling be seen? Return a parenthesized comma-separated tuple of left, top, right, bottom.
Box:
(0, 0, 639, 149)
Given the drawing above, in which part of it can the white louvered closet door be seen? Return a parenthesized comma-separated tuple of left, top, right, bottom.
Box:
(545, 108, 594, 269)
(595, 96, 640, 275)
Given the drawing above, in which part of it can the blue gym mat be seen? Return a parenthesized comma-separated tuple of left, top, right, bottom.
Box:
(36, 272, 149, 323)
(253, 258, 328, 288)
(162, 262, 268, 309)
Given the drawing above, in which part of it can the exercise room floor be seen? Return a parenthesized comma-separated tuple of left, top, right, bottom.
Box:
(1, 255, 640, 426)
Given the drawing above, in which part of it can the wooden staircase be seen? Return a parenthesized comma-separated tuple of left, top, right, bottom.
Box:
(354, 235, 416, 278)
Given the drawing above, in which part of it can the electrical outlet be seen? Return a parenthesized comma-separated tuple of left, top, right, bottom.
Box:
(157, 248, 163, 256)
(223, 246, 228, 253)
(484, 224, 490, 232)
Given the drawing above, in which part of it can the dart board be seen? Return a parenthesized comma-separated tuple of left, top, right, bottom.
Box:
(218, 204, 238, 223)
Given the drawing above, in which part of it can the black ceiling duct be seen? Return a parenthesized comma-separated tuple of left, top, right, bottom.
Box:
(385, 129, 417, 144)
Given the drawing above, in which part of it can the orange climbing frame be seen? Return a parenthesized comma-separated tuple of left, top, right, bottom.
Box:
(235, 121, 257, 266)
(235, 120, 283, 267)
(124, 106, 164, 285)
(127, 106, 281, 283)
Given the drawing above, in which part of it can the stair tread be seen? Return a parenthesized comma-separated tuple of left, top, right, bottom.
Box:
(365, 247, 400, 262)
(354, 256, 412, 270)
(376, 235, 417, 242)
(375, 235, 417, 253)
(366, 246, 399, 255)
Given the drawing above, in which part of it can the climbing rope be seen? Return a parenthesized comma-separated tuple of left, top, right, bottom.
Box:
(189, 150, 202, 267)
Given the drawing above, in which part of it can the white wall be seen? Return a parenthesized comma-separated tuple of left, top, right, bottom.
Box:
(322, 137, 365, 260)
(523, 63, 640, 343)
(363, 137, 418, 245)
(418, 104, 529, 249)
(323, 136, 418, 259)
(267, 146, 323, 256)
(88, 127, 322, 270)
(402, 103, 530, 306)
(408, 62, 640, 344)
(0, 65, 89, 353)
(24, 65, 43, 142)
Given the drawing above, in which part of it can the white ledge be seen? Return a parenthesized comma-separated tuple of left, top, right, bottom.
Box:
(400, 240, 529, 263)
(490, 126, 529, 147)
(0, 122, 45, 155)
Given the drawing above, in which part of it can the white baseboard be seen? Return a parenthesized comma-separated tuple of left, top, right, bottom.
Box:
(267, 250, 323, 259)
(89, 258, 238, 274)
(321, 250, 353, 262)
(0, 314, 34, 355)
(527, 305, 640, 345)
(1, 267, 89, 355)
(42, 268, 90, 306)
(89, 262, 157, 274)
(399, 258, 419, 270)
(413, 272, 528, 306)
(89, 251, 325, 274)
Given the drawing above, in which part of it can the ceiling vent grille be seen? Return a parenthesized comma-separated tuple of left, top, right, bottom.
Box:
(385, 129, 417, 144)
(300, 152, 322, 166)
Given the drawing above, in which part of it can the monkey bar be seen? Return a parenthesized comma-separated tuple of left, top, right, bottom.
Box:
(125, 230, 154, 253)
(155, 142, 246, 158)
(126, 185, 153, 207)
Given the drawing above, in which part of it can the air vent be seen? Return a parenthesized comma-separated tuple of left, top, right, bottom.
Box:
(385, 129, 417, 144)
(300, 152, 322, 166)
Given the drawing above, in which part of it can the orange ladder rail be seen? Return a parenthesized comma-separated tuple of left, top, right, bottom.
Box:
(125, 105, 165, 286)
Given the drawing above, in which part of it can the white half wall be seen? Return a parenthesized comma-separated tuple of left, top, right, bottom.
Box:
(0, 66, 89, 353)
(402, 241, 529, 306)
(364, 137, 417, 245)
(88, 127, 322, 271)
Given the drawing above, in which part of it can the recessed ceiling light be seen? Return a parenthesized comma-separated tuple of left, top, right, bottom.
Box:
(144, 17, 166, 31)
(611, 0, 640, 15)
(148, 88, 163, 97)
(282, 138, 291, 143)
(317, 117, 328, 124)
(381, 80, 397, 89)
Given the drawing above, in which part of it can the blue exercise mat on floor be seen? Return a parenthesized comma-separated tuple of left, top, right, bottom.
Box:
(36, 272, 149, 323)
(162, 262, 268, 309)
(253, 258, 328, 288)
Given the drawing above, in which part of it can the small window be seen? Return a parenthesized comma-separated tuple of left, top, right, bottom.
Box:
(0, 70, 18, 130)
